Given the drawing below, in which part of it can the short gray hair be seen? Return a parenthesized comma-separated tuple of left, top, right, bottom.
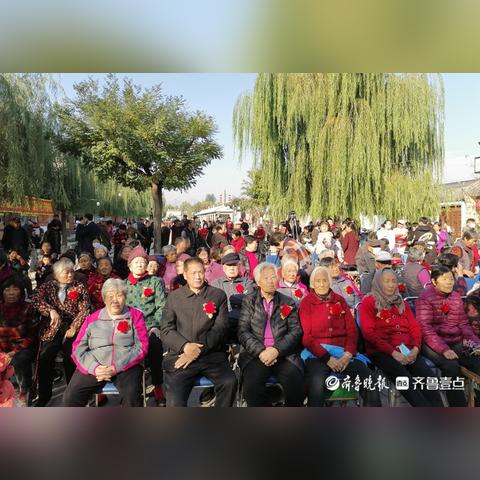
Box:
(408, 246, 425, 263)
(253, 262, 277, 284)
(309, 266, 332, 289)
(281, 255, 299, 271)
(52, 258, 74, 279)
(162, 245, 176, 256)
(101, 278, 127, 300)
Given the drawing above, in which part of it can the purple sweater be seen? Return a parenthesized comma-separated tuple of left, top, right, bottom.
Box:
(415, 285, 480, 354)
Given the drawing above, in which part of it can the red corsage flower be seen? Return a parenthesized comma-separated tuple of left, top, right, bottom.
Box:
(203, 302, 216, 319)
(398, 284, 406, 293)
(345, 285, 354, 295)
(235, 284, 245, 294)
(117, 320, 130, 334)
(294, 288, 303, 299)
(441, 303, 450, 314)
(379, 309, 392, 322)
(331, 302, 343, 316)
(280, 304, 293, 320)
(143, 288, 153, 298)
(67, 290, 80, 301)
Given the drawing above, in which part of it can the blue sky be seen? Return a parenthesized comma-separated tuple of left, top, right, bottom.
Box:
(56, 73, 480, 203)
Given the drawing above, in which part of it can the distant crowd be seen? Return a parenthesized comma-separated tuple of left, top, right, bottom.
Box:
(1, 211, 480, 407)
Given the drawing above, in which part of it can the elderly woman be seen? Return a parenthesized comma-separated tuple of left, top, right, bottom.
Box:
(0, 275, 36, 405)
(416, 265, 480, 407)
(318, 256, 362, 309)
(93, 244, 109, 262)
(359, 269, 442, 407)
(87, 257, 119, 311)
(277, 256, 308, 304)
(63, 279, 149, 406)
(76, 252, 96, 278)
(126, 245, 167, 404)
(197, 246, 224, 285)
(160, 245, 178, 293)
(401, 246, 430, 297)
(147, 256, 159, 276)
(299, 267, 380, 406)
(31, 258, 90, 406)
(238, 262, 305, 406)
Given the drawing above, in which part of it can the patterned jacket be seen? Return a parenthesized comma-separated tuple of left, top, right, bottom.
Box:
(31, 280, 91, 342)
(87, 272, 120, 311)
(125, 274, 166, 331)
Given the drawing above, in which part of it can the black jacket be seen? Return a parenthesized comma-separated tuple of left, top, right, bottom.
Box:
(2, 225, 30, 258)
(76, 221, 102, 254)
(160, 284, 229, 368)
(410, 225, 438, 264)
(238, 290, 303, 372)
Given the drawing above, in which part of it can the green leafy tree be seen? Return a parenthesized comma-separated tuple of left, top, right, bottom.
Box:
(57, 74, 222, 252)
(234, 73, 444, 221)
(204, 193, 216, 204)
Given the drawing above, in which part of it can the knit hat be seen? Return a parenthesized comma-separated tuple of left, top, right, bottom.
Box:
(221, 253, 240, 265)
(127, 245, 148, 264)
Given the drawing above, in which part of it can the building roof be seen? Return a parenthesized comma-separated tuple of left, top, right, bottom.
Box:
(194, 205, 234, 216)
(442, 178, 480, 200)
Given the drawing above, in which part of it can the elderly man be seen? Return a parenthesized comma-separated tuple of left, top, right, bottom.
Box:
(64, 278, 149, 406)
(160, 257, 237, 407)
(238, 262, 305, 406)
(211, 253, 255, 343)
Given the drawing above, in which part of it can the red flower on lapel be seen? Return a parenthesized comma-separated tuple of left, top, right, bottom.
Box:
(143, 287, 153, 298)
(294, 288, 303, 299)
(330, 302, 343, 316)
(378, 309, 392, 322)
(235, 284, 245, 294)
(280, 304, 293, 320)
(203, 302, 216, 319)
(117, 320, 130, 334)
(67, 290, 80, 301)
(441, 303, 449, 314)
(345, 285, 354, 295)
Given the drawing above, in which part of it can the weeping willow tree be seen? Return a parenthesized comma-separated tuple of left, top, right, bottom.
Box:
(233, 73, 444, 221)
(0, 73, 57, 203)
(0, 73, 150, 220)
(53, 153, 151, 218)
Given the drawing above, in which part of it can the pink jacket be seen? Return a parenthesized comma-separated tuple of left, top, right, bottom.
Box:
(415, 285, 480, 354)
(72, 307, 148, 376)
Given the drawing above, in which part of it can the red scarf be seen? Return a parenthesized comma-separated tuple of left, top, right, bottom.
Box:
(127, 272, 148, 285)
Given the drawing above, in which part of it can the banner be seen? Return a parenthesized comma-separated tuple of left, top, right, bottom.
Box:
(0, 196, 54, 216)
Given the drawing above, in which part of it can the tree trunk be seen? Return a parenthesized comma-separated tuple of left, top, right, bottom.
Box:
(60, 207, 67, 252)
(151, 181, 163, 254)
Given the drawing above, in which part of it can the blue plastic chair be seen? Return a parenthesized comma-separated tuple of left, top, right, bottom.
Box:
(193, 376, 214, 388)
